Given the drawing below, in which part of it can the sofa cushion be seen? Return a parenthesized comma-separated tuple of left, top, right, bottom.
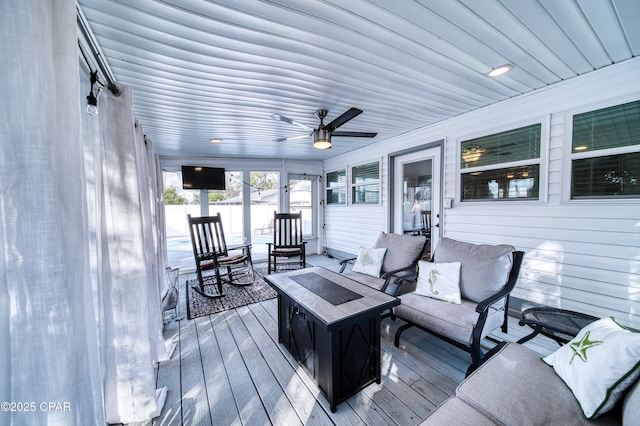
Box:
(419, 397, 498, 425)
(373, 232, 426, 274)
(623, 376, 640, 426)
(542, 317, 640, 419)
(415, 261, 462, 304)
(457, 343, 620, 425)
(433, 238, 514, 303)
(395, 292, 504, 345)
(351, 247, 387, 277)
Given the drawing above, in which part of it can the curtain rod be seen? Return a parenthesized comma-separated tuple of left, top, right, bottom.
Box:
(76, 3, 120, 96)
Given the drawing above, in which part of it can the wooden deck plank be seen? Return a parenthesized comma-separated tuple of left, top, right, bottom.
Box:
(195, 315, 241, 426)
(386, 323, 468, 384)
(343, 391, 396, 425)
(153, 320, 182, 426)
(241, 302, 337, 426)
(380, 343, 454, 407)
(248, 298, 369, 426)
(359, 375, 434, 425)
(218, 309, 271, 425)
(226, 305, 303, 425)
(179, 318, 213, 426)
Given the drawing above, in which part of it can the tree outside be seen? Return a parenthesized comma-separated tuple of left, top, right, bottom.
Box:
(164, 186, 185, 205)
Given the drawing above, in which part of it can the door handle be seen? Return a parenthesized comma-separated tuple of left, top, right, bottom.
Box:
(434, 213, 440, 228)
(292, 306, 306, 320)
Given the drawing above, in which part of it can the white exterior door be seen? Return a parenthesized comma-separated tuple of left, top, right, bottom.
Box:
(393, 147, 442, 253)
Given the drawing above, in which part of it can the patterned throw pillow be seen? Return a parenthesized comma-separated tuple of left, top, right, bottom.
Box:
(414, 261, 462, 304)
(542, 317, 640, 418)
(351, 247, 387, 278)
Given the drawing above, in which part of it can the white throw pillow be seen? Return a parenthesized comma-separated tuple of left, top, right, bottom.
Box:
(414, 261, 462, 304)
(351, 247, 387, 278)
(542, 317, 640, 419)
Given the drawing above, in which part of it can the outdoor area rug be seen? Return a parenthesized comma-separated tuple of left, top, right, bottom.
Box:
(186, 263, 298, 319)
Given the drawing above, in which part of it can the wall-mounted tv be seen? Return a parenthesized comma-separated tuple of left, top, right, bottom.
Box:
(181, 166, 226, 190)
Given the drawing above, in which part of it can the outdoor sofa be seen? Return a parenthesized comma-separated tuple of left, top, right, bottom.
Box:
(421, 340, 640, 425)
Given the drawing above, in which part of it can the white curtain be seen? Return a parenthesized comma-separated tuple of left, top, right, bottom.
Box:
(1, 1, 170, 424)
(97, 87, 168, 423)
(0, 0, 105, 424)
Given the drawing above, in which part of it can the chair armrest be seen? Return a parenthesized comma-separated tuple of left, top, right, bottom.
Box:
(475, 251, 524, 314)
(387, 270, 419, 295)
(475, 287, 512, 314)
(381, 263, 416, 279)
(338, 257, 357, 273)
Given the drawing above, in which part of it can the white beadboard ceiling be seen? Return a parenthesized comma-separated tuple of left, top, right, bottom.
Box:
(77, 0, 639, 161)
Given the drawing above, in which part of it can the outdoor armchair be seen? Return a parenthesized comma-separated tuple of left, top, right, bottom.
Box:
(339, 231, 429, 296)
(393, 237, 524, 371)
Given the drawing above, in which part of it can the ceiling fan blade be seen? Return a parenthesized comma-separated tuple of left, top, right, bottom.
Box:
(274, 133, 310, 142)
(271, 113, 313, 131)
(325, 108, 363, 131)
(332, 131, 377, 138)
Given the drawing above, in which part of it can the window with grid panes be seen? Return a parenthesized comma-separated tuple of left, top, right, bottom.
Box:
(460, 124, 541, 200)
(352, 161, 380, 204)
(325, 169, 346, 205)
(571, 100, 640, 199)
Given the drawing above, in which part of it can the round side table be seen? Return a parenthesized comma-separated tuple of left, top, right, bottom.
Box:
(517, 307, 598, 345)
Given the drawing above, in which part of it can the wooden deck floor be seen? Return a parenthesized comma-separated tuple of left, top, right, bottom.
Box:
(148, 255, 557, 426)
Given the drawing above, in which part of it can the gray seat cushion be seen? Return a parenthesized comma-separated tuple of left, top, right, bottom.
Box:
(433, 238, 514, 303)
(419, 397, 498, 425)
(458, 343, 621, 425)
(623, 376, 640, 426)
(373, 232, 427, 274)
(395, 292, 504, 345)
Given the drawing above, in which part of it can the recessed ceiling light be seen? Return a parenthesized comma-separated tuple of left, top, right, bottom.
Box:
(487, 64, 513, 77)
(209, 138, 223, 143)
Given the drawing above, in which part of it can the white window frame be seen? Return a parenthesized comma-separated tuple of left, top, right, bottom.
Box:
(350, 159, 381, 205)
(325, 168, 347, 206)
(457, 118, 548, 203)
(562, 98, 640, 202)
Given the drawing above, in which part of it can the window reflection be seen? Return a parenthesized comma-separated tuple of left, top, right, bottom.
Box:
(462, 166, 539, 200)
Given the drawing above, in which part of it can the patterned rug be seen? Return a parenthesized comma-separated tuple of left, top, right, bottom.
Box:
(186, 263, 292, 319)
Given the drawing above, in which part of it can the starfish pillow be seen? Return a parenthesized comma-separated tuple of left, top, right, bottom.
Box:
(542, 317, 640, 418)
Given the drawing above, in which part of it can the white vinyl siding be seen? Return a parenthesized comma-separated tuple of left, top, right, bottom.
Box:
(323, 58, 640, 330)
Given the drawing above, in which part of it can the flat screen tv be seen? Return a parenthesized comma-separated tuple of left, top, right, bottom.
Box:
(181, 166, 226, 190)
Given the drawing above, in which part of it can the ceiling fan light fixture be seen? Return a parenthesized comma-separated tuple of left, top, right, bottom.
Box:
(313, 128, 331, 149)
(487, 64, 513, 77)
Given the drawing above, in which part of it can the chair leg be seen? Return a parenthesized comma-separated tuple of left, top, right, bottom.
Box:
(470, 343, 484, 367)
(501, 296, 510, 333)
(394, 323, 414, 347)
(191, 264, 226, 299)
